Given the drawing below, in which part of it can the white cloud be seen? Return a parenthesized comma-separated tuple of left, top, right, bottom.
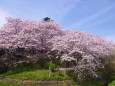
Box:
(67, 3, 115, 29)
(0, 9, 10, 28)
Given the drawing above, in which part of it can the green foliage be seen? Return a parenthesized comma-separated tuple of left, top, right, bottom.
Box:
(44, 62, 55, 71)
(5, 62, 39, 75)
(49, 51, 62, 67)
(1, 69, 70, 81)
(77, 80, 106, 86)
(108, 80, 115, 86)
(66, 70, 77, 81)
(0, 81, 21, 86)
(0, 61, 70, 81)
(1, 52, 115, 86)
(37, 59, 47, 69)
(97, 55, 115, 84)
(0, 81, 8, 86)
(37, 60, 55, 71)
(55, 67, 66, 78)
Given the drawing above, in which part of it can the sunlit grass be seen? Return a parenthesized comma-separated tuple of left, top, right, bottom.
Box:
(0, 62, 115, 86)
(108, 80, 115, 86)
(1, 69, 71, 81)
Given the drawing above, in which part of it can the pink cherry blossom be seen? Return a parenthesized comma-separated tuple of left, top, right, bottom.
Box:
(49, 30, 115, 78)
(0, 17, 115, 77)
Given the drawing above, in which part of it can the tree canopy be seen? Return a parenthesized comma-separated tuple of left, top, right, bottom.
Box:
(0, 17, 115, 77)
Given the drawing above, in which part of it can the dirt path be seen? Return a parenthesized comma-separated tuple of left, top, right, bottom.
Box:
(55, 67, 75, 73)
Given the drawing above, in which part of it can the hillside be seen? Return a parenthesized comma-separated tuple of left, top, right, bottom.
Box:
(0, 17, 115, 86)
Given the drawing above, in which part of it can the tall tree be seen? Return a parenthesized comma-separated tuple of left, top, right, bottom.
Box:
(49, 30, 115, 78)
(0, 17, 115, 78)
(0, 17, 64, 70)
(42, 17, 50, 21)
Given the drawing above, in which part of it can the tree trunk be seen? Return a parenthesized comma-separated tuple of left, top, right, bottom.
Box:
(66, 61, 70, 68)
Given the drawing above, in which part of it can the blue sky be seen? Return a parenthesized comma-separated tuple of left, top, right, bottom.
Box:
(0, 0, 115, 42)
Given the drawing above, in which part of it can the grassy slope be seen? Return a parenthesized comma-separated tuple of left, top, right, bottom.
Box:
(0, 81, 20, 86)
(1, 69, 70, 80)
(0, 62, 70, 81)
(0, 62, 115, 86)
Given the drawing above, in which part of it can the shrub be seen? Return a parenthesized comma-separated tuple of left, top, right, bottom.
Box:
(96, 54, 115, 86)
(49, 51, 62, 67)
(66, 70, 77, 81)
(44, 62, 55, 71)
(99, 55, 115, 80)
(37, 59, 47, 69)
(108, 80, 115, 86)
(37, 60, 55, 71)
(6, 62, 39, 74)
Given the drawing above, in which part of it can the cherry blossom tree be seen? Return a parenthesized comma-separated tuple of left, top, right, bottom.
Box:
(0, 17, 115, 78)
(0, 17, 64, 50)
(49, 30, 115, 78)
(0, 17, 64, 71)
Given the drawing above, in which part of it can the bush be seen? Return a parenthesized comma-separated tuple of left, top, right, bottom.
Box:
(108, 80, 115, 86)
(49, 51, 62, 67)
(44, 62, 55, 71)
(37, 59, 47, 69)
(1, 60, 56, 75)
(37, 60, 55, 71)
(98, 55, 115, 80)
(5, 62, 39, 74)
(66, 70, 77, 81)
(96, 54, 115, 86)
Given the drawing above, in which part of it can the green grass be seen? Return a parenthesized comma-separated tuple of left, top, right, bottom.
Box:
(0, 81, 9, 86)
(0, 62, 115, 86)
(1, 72, 111, 86)
(0, 62, 70, 81)
(0, 81, 75, 86)
(77, 80, 106, 86)
(108, 80, 115, 86)
(0, 81, 22, 86)
(0, 80, 110, 86)
(108, 75, 115, 86)
(1, 69, 70, 80)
